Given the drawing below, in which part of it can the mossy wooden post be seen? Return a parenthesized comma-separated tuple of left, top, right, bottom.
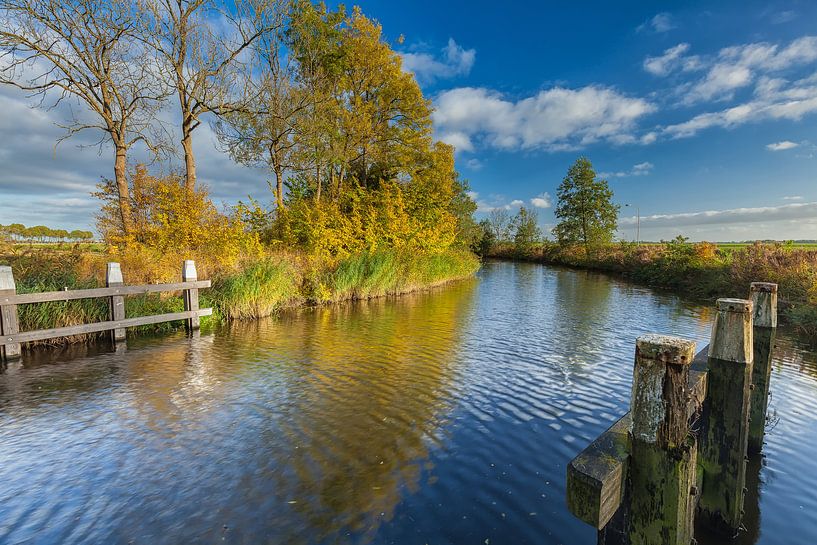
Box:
(106, 262, 126, 344)
(748, 282, 777, 454)
(0, 265, 22, 361)
(627, 334, 697, 545)
(698, 298, 753, 536)
(182, 260, 200, 331)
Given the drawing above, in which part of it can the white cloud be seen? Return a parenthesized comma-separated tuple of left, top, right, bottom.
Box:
(766, 140, 799, 151)
(433, 85, 655, 153)
(783, 195, 803, 200)
(771, 11, 797, 24)
(638, 13, 675, 33)
(620, 201, 817, 228)
(531, 192, 552, 208)
(465, 158, 483, 170)
(401, 38, 475, 85)
(600, 161, 654, 178)
(644, 43, 695, 76)
(681, 36, 817, 104)
(664, 71, 817, 138)
(468, 192, 525, 213)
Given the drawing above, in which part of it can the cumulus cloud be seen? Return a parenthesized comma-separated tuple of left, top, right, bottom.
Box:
(401, 38, 475, 85)
(620, 201, 817, 228)
(600, 161, 654, 178)
(433, 85, 655, 153)
(530, 193, 552, 208)
(468, 191, 525, 213)
(638, 13, 675, 33)
(464, 158, 483, 170)
(766, 140, 799, 151)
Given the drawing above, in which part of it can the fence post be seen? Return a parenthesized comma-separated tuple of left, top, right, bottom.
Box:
(0, 265, 22, 360)
(748, 283, 777, 454)
(106, 262, 126, 344)
(182, 260, 200, 331)
(698, 298, 753, 536)
(627, 334, 697, 545)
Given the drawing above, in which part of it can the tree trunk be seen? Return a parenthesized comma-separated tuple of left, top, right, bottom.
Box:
(182, 132, 196, 191)
(316, 165, 322, 202)
(274, 165, 284, 209)
(114, 145, 133, 236)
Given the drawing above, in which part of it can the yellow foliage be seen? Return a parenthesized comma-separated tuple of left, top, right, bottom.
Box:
(95, 166, 262, 279)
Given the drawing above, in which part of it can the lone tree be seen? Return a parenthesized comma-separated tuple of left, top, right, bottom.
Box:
(511, 206, 541, 254)
(553, 157, 618, 251)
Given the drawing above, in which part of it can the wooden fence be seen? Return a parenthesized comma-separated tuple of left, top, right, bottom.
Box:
(0, 260, 211, 360)
(566, 282, 778, 544)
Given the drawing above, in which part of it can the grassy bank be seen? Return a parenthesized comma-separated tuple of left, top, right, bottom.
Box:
(1, 246, 479, 347)
(487, 239, 817, 342)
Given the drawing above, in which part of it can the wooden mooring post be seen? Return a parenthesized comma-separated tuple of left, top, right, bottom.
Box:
(628, 335, 698, 545)
(697, 298, 753, 536)
(748, 283, 777, 454)
(567, 283, 779, 544)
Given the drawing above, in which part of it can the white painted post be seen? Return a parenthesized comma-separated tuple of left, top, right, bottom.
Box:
(0, 265, 21, 360)
(182, 260, 199, 331)
(106, 262, 126, 343)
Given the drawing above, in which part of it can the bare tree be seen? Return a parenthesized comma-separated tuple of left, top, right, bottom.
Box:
(142, 0, 280, 191)
(0, 0, 169, 235)
(214, 2, 308, 209)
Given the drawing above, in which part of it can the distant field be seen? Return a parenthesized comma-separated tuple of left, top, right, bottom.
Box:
(10, 242, 106, 252)
(635, 241, 817, 249)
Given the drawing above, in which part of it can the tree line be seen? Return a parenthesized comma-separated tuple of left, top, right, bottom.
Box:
(1, 0, 473, 253)
(477, 157, 620, 255)
(1, 223, 95, 243)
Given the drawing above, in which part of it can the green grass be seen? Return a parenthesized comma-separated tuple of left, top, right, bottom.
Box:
(326, 249, 480, 301)
(208, 258, 301, 320)
(3, 247, 480, 346)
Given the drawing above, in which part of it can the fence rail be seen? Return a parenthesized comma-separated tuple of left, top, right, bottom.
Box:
(0, 260, 211, 357)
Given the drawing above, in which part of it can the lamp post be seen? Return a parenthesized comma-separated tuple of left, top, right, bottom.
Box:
(625, 203, 640, 244)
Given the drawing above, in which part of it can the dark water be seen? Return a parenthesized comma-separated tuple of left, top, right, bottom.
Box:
(1, 261, 816, 545)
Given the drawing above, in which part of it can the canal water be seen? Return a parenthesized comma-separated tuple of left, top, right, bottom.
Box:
(1, 261, 816, 544)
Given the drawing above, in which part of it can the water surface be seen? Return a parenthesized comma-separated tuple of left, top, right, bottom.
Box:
(1, 261, 816, 544)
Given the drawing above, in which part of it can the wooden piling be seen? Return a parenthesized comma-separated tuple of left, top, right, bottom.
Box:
(106, 262, 126, 343)
(182, 260, 200, 331)
(748, 283, 777, 454)
(0, 265, 21, 360)
(698, 298, 753, 536)
(627, 334, 697, 545)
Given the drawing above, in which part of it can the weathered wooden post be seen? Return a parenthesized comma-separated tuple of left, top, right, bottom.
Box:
(0, 265, 22, 360)
(748, 282, 777, 454)
(106, 262, 126, 344)
(182, 260, 200, 331)
(698, 298, 753, 536)
(628, 334, 697, 545)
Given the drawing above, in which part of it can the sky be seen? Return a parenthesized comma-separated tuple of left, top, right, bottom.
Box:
(1, 0, 817, 241)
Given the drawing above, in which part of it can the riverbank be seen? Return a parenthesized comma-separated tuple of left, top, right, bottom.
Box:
(1, 246, 480, 346)
(485, 240, 817, 342)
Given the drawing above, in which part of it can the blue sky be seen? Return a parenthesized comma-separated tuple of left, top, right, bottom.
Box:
(1, 0, 816, 240)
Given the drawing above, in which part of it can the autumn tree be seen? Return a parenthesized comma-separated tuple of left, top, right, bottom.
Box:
(553, 157, 619, 251)
(0, 0, 169, 235)
(141, 0, 280, 190)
